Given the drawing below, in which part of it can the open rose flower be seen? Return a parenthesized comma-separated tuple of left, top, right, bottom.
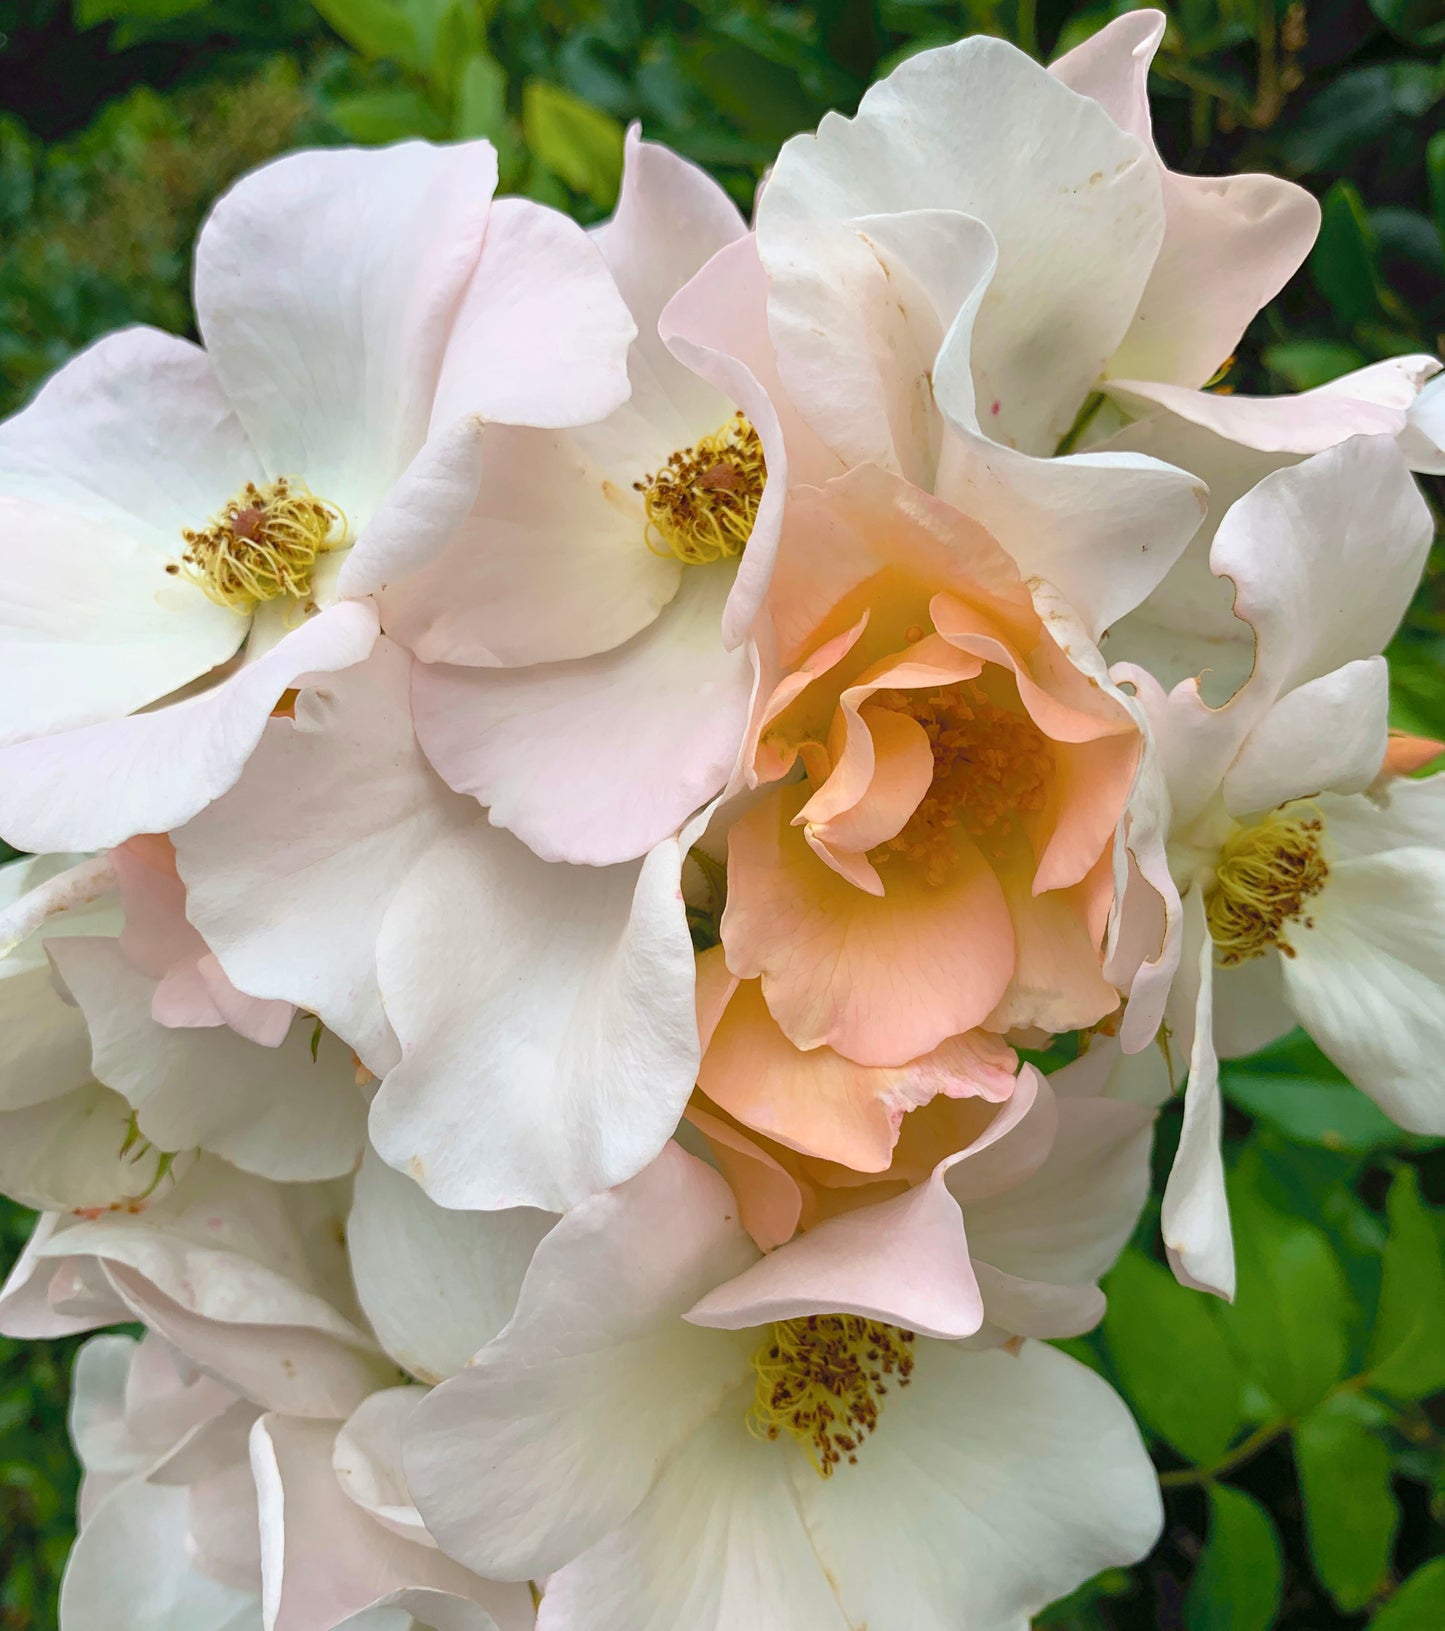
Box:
(1109, 435, 1442, 1296)
(406, 1144, 1162, 1631)
(0, 138, 633, 854)
(721, 465, 1140, 1070)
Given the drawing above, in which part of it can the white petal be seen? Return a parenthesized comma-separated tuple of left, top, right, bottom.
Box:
(0, 328, 254, 739)
(760, 36, 1163, 459)
(194, 142, 498, 525)
(405, 1146, 758, 1582)
(370, 826, 698, 1211)
(52, 936, 365, 1182)
(537, 1408, 847, 1631)
(934, 435, 1206, 641)
(0, 599, 379, 853)
(1212, 436, 1432, 710)
(1283, 847, 1445, 1135)
(0, 1080, 174, 1213)
(1224, 657, 1389, 816)
(348, 1146, 552, 1385)
(1160, 893, 1235, 1299)
(44, 1160, 388, 1415)
(411, 564, 752, 865)
(60, 1476, 261, 1631)
(174, 638, 472, 1074)
(800, 1341, 1161, 1631)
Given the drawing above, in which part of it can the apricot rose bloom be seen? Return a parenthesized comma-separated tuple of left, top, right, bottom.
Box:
(721, 466, 1139, 1073)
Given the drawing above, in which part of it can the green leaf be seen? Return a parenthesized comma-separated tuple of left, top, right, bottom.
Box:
(76, 0, 209, 24)
(1183, 1485, 1284, 1631)
(1219, 1163, 1352, 1416)
(326, 87, 446, 143)
(1101, 1249, 1245, 1465)
(1310, 181, 1400, 329)
(311, 0, 423, 69)
(521, 81, 624, 209)
(1370, 1560, 1445, 1630)
(1295, 1397, 1399, 1612)
(1222, 1067, 1403, 1153)
(1281, 65, 1442, 173)
(1429, 131, 1445, 247)
(1368, 1166, 1445, 1399)
(454, 52, 508, 142)
(1368, 0, 1445, 49)
(1261, 339, 1369, 392)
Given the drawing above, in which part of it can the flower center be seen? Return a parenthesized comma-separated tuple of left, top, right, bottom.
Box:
(635, 412, 765, 567)
(169, 478, 346, 615)
(867, 679, 1053, 884)
(746, 1314, 915, 1478)
(1205, 803, 1328, 965)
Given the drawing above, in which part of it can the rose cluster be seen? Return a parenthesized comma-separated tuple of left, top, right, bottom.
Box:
(2, 11, 1443, 1630)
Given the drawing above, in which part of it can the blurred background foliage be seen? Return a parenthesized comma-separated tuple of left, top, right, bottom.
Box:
(0, 0, 1441, 1627)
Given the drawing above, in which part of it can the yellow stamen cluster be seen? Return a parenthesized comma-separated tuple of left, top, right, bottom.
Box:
(868, 680, 1054, 883)
(635, 412, 765, 566)
(170, 478, 345, 615)
(747, 1314, 915, 1478)
(1206, 805, 1328, 964)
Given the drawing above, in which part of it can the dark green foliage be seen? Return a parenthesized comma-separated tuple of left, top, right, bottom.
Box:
(0, 0, 1441, 1626)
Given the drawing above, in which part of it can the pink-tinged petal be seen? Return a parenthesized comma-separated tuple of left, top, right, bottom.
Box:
(660, 235, 809, 643)
(174, 638, 472, 1075)
(411, 564, 751, 866)
(536, 1409, 848, 1631)
(1161, 892, 1235, 1299)
(195, 141, 498, 524)
(683, 1104, 804, 1251)
(799, 706, 933, 881)
(1054, 12, 1318, 389)
(378, 138, 740, 668)
(1383, 730, 1444, 775)
(687, 1158, 982, 1339)
(373, 418, 682, 667)
(699, 974, 1013, 1173)
(343, 199, 639, 599)
(430, 196, 635, 433)
(0, 330, 253, 742)
(596, 129, 746, 426)
(723, 784, 1014, 1065)
(983, 858, 1120, 1036)
(196, 956, 295, 1049)
(405, 1146, 758, 1582)
(0, 599, 379, 854)
(760, 37, 1163, 460)
(1108, 354, 1441, 455)
(51, 937, 365, 1184)
(336, 413, 489, 599)
(799, 1342, 1161, 1629)
(370, 826, 699, 1211)
(251, 1413, 529, 1631)
(752, 613, 870, 784)
(0, 1216, 130, 1340)
(349, 1146, 553, 1387)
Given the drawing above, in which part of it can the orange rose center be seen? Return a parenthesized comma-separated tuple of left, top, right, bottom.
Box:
(867, 679, 1053, 884)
